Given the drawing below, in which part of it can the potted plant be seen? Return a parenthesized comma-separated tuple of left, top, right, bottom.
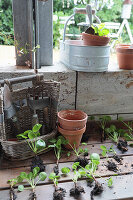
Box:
(116, 44, 133, 70)
(82, 23, 110, 46)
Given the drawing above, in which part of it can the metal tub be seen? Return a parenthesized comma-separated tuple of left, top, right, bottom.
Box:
(60, 40, 110, 72)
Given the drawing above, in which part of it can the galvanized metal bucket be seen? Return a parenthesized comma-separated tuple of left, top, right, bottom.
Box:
(60, 5, 110, 72)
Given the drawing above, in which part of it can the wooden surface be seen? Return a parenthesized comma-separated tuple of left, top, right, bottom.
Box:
(0, 138, 133, 200)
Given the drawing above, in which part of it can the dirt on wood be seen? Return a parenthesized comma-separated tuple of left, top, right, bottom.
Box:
(31, 156, 45, 172)
(117, 140, 128, 153)
(53, 187, 66, 200)
(74, 157, 88, 168)
(70, 186, 85, 197)
(90, 182, 103, 200)
(107, 160, 118, 172)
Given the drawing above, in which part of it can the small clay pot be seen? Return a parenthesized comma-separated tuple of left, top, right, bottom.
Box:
(58, 125, 86, 149)
(116, 44, 133, 70)
(82, 32, 110, 46)
(58, 110, 88, 131)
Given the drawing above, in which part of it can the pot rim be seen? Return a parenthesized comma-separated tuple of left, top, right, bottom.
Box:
(82, 32, 110, 39)
(58, 109, 88, 122)
(58, 124, 86, 135)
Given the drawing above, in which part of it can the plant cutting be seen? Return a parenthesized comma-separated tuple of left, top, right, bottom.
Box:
(49, 136, 68, 175)
(82, 23, 110, 46)
(70, 162, 85, 197)
(119, 117, 133, 141)
(79, 153, 113, 200)
(68, 142, 89, 167)
(98, 115, 112, 141)
(8, 177, 23, 200)
(106, 125, 128, 153)
(17, 124, 47, 172)
(49, 173, 66, 200)
(18, 167, 47, 200)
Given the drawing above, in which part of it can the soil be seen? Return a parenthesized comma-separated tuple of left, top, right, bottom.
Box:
(70, 186, 85, 197)
(10, 187, 17, 200)
(74, 157, 88, 168)
(113, 154, 123, 164)
(53, 165, 59, 175)
(31, 156, 45, 172)
(117, 140, 128, 153)
(29, 192, 37, 200)
(85, 27, 95, 35)
(87, 178, 94, 188)
(84, 152, 89, 157)
(107, 160, 118, 172)
(90, 182, 103, 200)
(53, 187, 66, 200)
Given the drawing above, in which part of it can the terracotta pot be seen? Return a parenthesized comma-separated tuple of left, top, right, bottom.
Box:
(82, 32, 110, 46)
(58, 125, 86, 149)
(58, 110, 88, 131)
(116, 44, 133, 70)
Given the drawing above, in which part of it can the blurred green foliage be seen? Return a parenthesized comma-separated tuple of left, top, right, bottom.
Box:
(0, 0, 14, 45)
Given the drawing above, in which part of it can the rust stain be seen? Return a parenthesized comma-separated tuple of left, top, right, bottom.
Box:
(126, 81, 133, 88)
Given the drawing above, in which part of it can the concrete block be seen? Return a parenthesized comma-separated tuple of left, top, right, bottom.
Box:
(77, 71, 133, 115)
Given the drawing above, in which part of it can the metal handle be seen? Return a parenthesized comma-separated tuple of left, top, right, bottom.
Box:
(0, 74, 44, 87)
(63, 5, 101, 42)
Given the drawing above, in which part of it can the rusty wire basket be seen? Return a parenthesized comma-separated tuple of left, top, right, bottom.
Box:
(0, 74, 60, 160)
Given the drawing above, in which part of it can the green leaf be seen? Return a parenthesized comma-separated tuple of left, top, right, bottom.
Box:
(28, 132, 35, 139)
(17, 134, 28, 139)
(82, 142, 87, 146)
(18, 185, 24, 192)
(17, 176, 23, 183)
(48, 144, 55, 148)
(110, 125, 116, 132)
(124, 133, 133, 141)
(78, 169, 86, 176)
(39, 172, 47, 181)
(72, 162, 79, 170)
(100, 145, 107, 151)
(58, 136, 68, 145)
(49, 139, 57, 143)
(33, 167, 40, 177)
(118, 117, 123, 121)
(67, 152, 71, 157)
(61, 167, 70, 174)
(20, 172, 27, 179)
(27, 172, 33, 180)
(101, 151, 107, 157)
(78, 148, 84, 153)
(49, 173, 56, 180)
(107, 177, 113, 187)
(56, 139, 61, 148)
(90, 153, 100, 161)
(32, 124, 42, 133)
(8, 178, 17, 186)
(36, 139, 46, 149)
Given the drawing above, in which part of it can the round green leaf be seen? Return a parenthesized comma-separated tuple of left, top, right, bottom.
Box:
(49, 173, 56, 180)
(18, 185, 24, 192)
(20, 172, 27, 179)
(39, 172, 47, 181)
(33, 167, 40, 177)
(90, 153, 100, 161)
(100, 145, 107, 151)
(32, 124, 42, 133)
(61, 167, 70, 174)
(36, 139, 46, 149)
(27, 172, 33, 180)
(28, 132, 35, 139)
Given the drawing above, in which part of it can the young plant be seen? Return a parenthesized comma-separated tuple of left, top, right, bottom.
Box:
(106, 125, 128, 153)
(17, 124, 47, 172)
(119, 117, 133, 141)
(100, 145, 116, 159)
(61, 167, 70, 176)
(18, 167, 47, 200)
(68, 142, 89, 168)
(92, 23, 109, 37)
(49, 136, 68, 175)
(8, 177, 22, 200)
(98, 115, 111, 141)
(79, 153, 112, 199)
(70, 162, 85, 197)
(49, 173, 66, 200)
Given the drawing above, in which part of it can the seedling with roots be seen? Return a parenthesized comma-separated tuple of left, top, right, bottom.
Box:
(98, 115, 111, 142)
(49, 173, 66, 200)
(68, 142, 89, 168)
(70, 162, 85, 197)
(18, 167, 47, 200)
(79, 153, 113, 200)
(49, 136, 68, 175)
(8, 177, 23, 200)
(17, 124, 47, 172)
(106, 125, 128, 153)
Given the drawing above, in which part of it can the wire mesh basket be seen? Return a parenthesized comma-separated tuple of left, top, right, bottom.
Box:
(0, 74, 60, 160)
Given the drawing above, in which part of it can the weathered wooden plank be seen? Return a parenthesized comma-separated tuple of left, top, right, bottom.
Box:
(77, 71, 133, 115)
(12, 0, 34, 67)
(0, 174, 133, 200)
(1, 155, 133, 189)
(35, 0, 53, 67)
(1, 141, 133, 169)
